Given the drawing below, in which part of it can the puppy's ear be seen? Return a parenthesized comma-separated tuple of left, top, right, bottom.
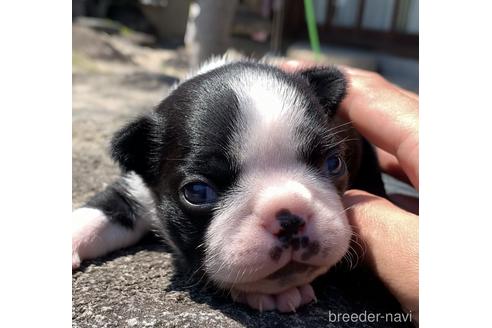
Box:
(300, 66, 347, 116)
(110, 113, 163, 185)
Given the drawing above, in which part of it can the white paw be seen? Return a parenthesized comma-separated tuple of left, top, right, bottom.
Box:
(72, 207, 109, 271)
(231, 284, 317, 313)
(72, 251, 81, 270)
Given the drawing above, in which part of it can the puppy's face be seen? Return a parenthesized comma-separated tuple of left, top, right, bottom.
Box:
(111, 61, 354, 295)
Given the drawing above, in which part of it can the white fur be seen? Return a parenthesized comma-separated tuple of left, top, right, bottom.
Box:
(124, 172, 182, 256)
(123, 172, 155, 212)
(72, 207, 148, 268)
(229, 70, 308, 169)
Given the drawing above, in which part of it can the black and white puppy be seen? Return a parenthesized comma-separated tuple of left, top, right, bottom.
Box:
(72, 58, 385, 313)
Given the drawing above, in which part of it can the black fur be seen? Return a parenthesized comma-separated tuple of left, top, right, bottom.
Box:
(110, 113, 164, 186)
(350, 138, 387, 197)
(300, 66, 347, 117)
(86, 178, 144, 229)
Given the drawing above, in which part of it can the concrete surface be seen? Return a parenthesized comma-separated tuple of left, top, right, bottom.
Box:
(73, 241, 412, 328)
(72, 23, 413, 327)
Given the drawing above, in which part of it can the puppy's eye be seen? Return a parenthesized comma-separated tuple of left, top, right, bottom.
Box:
(325, 155, 345, 176)
(182, 182, 218, 205)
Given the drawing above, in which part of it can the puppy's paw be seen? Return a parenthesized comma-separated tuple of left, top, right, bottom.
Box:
(72, 251, 81, 271)
(275, 284, 317, 312)
(231, 284, 317, 313)
(72, 224, 87, 271)
(231, 291, 276, 312)
(72, 235, 85, 271)
(72, 207, 105, 271)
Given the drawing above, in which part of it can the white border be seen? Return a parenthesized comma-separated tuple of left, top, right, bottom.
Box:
(0, 1, 72, 327)
(421, 1, 492, 327)
(1, 1, 491, 327)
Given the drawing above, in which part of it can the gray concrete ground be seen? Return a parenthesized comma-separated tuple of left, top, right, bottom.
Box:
(72, 24, 413, 327)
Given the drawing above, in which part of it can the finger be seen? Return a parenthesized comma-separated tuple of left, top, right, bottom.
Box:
(340, 71, 419, 189)
(375, 147, 411, 185)
(277, 59, 318, 73)
(341, 66, 418, 100)
(339, 65, 377, 77)
(395, 85, 418, 101)
(343, 189, 419, 314)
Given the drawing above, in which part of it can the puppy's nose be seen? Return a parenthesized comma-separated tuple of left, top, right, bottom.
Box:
(254, 179, 313, 238)
(276, 209, 305, 236)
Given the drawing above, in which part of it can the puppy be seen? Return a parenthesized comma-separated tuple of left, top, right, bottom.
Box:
(72, 58, 385, 313)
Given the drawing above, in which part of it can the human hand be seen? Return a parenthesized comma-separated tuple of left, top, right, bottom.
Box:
(340, 66, 419, 318)
(280, 61, 419, 320)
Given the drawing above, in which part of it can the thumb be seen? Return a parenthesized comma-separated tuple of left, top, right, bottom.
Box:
(343, 189, 419, 315)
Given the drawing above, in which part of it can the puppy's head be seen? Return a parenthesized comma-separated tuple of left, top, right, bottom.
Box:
(111, 61, 355, 294)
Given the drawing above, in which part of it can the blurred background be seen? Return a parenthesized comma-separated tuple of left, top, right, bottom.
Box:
(72, 0, 418, 206)
(72, 0, 418, 91)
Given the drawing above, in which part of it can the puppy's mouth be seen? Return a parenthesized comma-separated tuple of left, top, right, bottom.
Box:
(265, 261, 316, 280)
(227, 260, 328, 294)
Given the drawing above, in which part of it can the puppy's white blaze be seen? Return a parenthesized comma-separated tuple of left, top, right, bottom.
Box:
(259, 180, 313, 203)
(229, 71, 307, 167)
